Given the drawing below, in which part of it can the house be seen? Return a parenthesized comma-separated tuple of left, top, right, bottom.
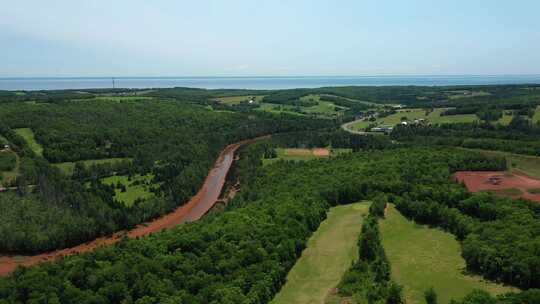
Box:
(371, 126, 393, 133)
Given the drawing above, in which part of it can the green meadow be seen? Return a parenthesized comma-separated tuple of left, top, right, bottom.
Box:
(271, 202, 370, 304)
(380, 205, 516, 304)
(100, 174, 155, 206)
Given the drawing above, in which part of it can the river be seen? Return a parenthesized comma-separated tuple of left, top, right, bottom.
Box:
(0, 137, 265, 276)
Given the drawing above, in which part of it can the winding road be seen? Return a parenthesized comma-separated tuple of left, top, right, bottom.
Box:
(341, 119, 368, 135)
(0, 136, 267, 276)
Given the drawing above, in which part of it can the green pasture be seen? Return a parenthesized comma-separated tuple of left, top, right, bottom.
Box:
(271, 202, 370, 304)
(380, 205, 516, 304)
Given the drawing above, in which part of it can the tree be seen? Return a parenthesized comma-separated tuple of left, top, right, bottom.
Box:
(387, 282, 404, 304)
(425, 287, 437, 304)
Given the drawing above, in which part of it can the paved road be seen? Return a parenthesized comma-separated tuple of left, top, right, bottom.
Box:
(341, 119, 368, 135)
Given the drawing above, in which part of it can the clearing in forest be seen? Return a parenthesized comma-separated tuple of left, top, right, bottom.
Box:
(264, 148, 350, 165)
(271, 202, 369, 304)
(100, 174, 156, 206)
(380, 205, 516, 304)
(14, 128, 44, 156)
(454, 171, 540, 203)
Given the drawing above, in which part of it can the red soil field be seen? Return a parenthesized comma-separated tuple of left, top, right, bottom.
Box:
(284, 148, 330, 156)
(312, 148, 330, 156)
(0, 136, 268, 276)
(454, 171, 540, 203)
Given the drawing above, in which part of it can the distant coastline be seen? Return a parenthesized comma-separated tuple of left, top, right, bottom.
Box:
(1, 75, 540, 91)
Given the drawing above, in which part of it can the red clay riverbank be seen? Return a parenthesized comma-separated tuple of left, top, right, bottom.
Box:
(0, 136, 268, 276)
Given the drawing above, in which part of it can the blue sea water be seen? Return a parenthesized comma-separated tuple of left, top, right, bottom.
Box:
(1, 75, 540, 91)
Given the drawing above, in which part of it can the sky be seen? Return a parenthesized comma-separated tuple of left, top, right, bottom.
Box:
(1, 0, 540, 77)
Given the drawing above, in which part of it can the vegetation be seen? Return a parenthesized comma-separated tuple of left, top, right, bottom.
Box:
(0, 94, 331, 253)
(2, 141, 537, 303)
(262, 147, 350, 165)
(100, 174, 156, 206)
(14, 128, 43, 157)
(2, 85, 540, 303)
(271, 202, 369, 304)
(380, 205, 515, 304)
(0, 151, 16, 172)
(336, 195, 404, 304)
(459, 148, 540, 179)
(53, 158, 132, 176)
(391, 116, 540, 157)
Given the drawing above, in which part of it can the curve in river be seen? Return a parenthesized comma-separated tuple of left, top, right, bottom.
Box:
(0, 136, 268, 276)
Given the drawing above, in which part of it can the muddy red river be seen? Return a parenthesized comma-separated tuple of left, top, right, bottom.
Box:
(0, 136, 268, 276)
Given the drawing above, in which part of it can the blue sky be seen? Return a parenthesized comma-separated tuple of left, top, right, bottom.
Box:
(1, 0, 540, 77)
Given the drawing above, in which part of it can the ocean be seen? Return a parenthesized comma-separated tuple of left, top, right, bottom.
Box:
(1, 75, 540, 91)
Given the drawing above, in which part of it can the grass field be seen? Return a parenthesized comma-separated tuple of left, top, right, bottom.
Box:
(54, 158, 132, 175)
(263, 148, 351, 165)
(100, 174, 155, 206)
(14, 128, 43, 157)
(460, 148, 540, 179)
(271, 202, 370, 304)
(349, 107, 515, 130)
(215, 95, 265, 105)
(380, 205, 516, 304)
(253, 94, 347, 118)
(533, 106, 540, 123)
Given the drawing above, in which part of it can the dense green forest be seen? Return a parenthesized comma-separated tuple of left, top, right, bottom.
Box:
(1, 139, 539, 303)
(0, 95, 332, 253)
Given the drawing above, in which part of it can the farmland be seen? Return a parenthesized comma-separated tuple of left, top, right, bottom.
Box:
(271, 202, 369, 304)
(380, 205, 516, 304)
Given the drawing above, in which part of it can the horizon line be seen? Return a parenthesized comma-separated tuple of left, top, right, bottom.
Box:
(2, 74, 540, 80)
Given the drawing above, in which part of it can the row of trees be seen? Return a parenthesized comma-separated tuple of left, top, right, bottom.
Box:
(337, 195, 404, 303)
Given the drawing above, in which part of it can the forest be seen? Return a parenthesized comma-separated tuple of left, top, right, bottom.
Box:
(0, 95, 332, 253)
(1, 137, 539, 303)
